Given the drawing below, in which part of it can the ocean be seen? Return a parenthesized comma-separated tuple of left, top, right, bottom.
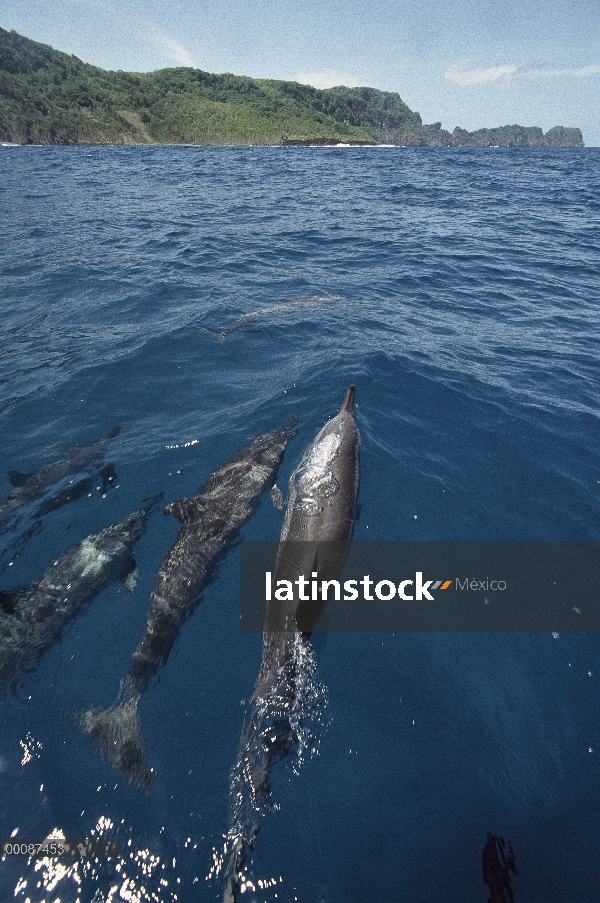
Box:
(1, 144, 599, 902)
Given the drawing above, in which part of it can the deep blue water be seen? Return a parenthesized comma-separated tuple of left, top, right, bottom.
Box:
(1, 144, 600, 902)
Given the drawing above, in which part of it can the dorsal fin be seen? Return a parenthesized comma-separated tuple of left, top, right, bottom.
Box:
(8, 470, 31, 487)
(163, 498, 203, 524)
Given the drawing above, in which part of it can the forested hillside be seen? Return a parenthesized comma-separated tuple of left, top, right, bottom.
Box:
(0, 28, 584, 147)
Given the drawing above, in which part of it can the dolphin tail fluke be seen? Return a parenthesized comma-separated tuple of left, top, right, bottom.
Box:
(339, 384, 356, 413)
(75, 693, 154, 793)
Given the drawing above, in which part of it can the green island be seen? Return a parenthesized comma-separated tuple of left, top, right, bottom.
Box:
(0, 27, 584, 147)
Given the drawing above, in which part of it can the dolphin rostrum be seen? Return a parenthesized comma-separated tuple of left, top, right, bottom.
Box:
(198, 293, 345, 341)
(0, 425, 122, 535)
(220, 387, 360, 901)
(0, 503, 153, 695)
(77, 419, 298, 792)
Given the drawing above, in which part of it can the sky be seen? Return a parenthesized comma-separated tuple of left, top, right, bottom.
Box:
(2, 0, 599, 145)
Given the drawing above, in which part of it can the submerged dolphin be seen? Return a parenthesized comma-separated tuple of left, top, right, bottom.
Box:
(77, 419, 298, 792)
(482, 833, 518, 903)
(34, 464, 117, 518)
(0, 425, 122, 535)
(198, 293, 344, 340)
(221, 387, 360, 901)
(0, 504, 153, 694)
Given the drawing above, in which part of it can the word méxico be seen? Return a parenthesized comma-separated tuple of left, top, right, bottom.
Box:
(456, 578, 507, 591)
(265, 572, 453, 602)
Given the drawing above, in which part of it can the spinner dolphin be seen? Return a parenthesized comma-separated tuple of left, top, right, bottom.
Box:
(221, 387, 360, 901)
(0, 503, 152, 694)
(0, 425, 121, 536)
(198, 293, 344, 340)
(77, 419, 297, 792)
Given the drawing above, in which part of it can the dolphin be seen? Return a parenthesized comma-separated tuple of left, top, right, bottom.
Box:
(0, 425, 122, 535)
(221, 387, 360, 901)
(482, 833, 518, 903)
(34, 464, 117, 518)
(76, 419, 298, 792)
(198, 293, 345, 340)
(0, 503, 153, 695)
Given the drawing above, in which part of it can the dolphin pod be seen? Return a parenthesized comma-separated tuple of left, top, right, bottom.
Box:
(0, 425, 121, 536)
(198, 293, 345, 340)
(76, 419, 298, 792)
(221, 386, 361, 902)
(0, 504, 153, 694)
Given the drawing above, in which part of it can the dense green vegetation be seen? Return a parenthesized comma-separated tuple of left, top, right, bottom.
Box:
(0, 28, 584, 147)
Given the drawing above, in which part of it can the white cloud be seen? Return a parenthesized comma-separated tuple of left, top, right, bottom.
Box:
(445, 63, 600, 86)
(296, 69, 364, 89)
(445, 64, 518, 85)
(532, 64, 600, 78)
(147, 25, 196, 67)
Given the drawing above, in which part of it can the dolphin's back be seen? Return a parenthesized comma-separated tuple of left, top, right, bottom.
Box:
(281, 385, 360, 544)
